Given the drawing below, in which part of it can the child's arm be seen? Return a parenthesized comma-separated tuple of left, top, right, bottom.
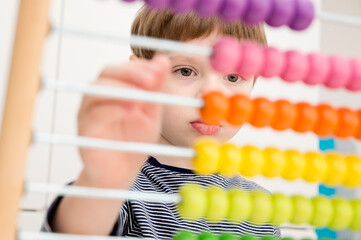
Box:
(51, 55, 170, 235)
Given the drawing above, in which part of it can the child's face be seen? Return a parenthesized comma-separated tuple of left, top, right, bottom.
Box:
(159, 32, 254, 147)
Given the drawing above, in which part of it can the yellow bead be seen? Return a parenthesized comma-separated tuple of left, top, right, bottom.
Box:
(343, 155, 361, 188)
(205, 186, 229, 221)
(218, 143, 242, 176)
(303, 152, 327, 183)
(323, 152, 347, 186)
(262, 148, 286, 178)
(248, 190, 272, 223)
(228, 188, 251, 222)
(281, 150, 305, 181)
(177, 184, 207, 220)
(193, 138, 220, 175)
(239, 146, 264, 177)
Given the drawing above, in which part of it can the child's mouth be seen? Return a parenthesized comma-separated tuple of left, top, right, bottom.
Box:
(190, 121, 221, 135)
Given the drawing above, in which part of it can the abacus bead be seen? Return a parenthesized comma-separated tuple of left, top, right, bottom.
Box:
(199, 232, 218, 240)
(303, 152, 327, 183)
(174, 231, 198, 240)
(346, 58, 361, 91)
(281, 50, 309, 83)
(228, 188, 252, 222)
(324, 55, 352, 88)
(193, 138, 220, 175)
(304, 53, 330, 85)
(281, 150, 306, 181)
(243, 0, 273, 25)
(290, 195, 313, 224)
(201, 91, 229, 125)
(211, 37, 241, 74)
(169, 0, 197, 13)
(262, 148, 286, 178)
(271, 100, 297, 131)
(323, 153, 347, 186)
(219, 143, 242, 176)
(270, 193, 293, 225)
(227, 94, 253, 126)
(355, 110, 361, 140)
(205, 186, 229, 221)
(250, 98, 276, 128)
(329, 198, 353, 230)
(343, 155, 361, 188)
(261, 47, 285, 78)
(178, 184, 207, 219)
(266, 0, 296, 27)
(219, 0, 248, 22)
(240, 235, 257, 240)
(293, 102, 318, 133)
(237, 42, 264, 78)
(289, 0, 314, 31)
(195, 0, 222, 17)
(260, 237, 276, 240)
(313, 104, 339, 136)
(350, 199, 361, 231)
(219, 233, 238, 240)
(145, 0, 170, 9)
(248, 191, 272, 223)
(239, 145, 264, 177)
(310, 196, 334, 227)
(335, 107, 359, 138)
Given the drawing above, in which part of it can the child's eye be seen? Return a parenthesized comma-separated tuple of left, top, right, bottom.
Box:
(225, 74, 243, 83)
(176, 68, 195, 77)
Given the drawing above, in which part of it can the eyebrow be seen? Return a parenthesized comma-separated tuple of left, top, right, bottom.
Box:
(168, 55, 205, 65)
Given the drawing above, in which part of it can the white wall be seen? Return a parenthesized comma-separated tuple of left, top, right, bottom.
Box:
(1, 0, 357, 238)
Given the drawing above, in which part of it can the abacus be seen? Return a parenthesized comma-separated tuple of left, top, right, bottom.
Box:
(1, 0, 361, 240)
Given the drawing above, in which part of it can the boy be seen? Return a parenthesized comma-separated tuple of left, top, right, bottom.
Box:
(42, 5, 280, 239)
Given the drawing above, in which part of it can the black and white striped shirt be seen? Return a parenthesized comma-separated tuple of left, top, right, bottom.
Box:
(43, 157, 280, 239)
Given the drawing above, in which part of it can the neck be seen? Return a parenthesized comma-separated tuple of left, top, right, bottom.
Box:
(153, 136, 194, 170)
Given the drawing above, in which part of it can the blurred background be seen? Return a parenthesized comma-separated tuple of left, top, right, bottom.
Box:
(0, 0, 361, 238)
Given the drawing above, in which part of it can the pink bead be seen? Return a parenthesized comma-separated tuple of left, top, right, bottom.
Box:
(260, 47, 285, 78)
(324, 55, 352, 88)
(304, 53, 330, 85)
(237, 41, 264, 78)
(195, 0, 223, 17)
(346, 59, 361, 91)
(211, 37, 241, 74)
(280, 50, 309, 83)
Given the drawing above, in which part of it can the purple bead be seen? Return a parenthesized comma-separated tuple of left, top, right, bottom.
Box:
(144, 0, 169, 10)
(219, 0, 249, 22)
(243, 0, 273, 25)
(195, 0, 223, 17)
(266, 0, 296, 27)
(169, 0, 198, 13)
(289, 0, 315, 31)
(122, 0, 136, 2)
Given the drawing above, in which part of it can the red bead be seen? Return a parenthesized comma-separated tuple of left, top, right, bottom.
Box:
(335, 108, 359, 138)
(250, 98, 276, 128)
(271, 100, 298, 131)
(200, 91, 229, 125)
(227, 94, 253, 126)
(313, 104, 339, 136)
(293, 102, 318, 133)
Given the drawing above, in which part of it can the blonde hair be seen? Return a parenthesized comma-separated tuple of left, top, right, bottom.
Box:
(131, 6, 267, 59)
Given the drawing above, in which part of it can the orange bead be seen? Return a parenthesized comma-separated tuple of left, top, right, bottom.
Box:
(249, 98, 275, 128)
(271, 100, 298, 131)
(200, 91, 229, 125)
(293, 102, 318, 133)
(227, 94, 253, 126)
(313, 104, 339, 136)
(354, 110, 361, 140)
(335, 108, 359, 138)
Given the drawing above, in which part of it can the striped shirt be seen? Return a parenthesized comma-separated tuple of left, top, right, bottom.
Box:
(42, 157, 280, 239)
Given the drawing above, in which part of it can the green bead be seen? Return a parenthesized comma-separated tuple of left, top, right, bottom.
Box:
(205, 186, 229, 221)
(290, 195, 313, 225)
(328, 197, 353, 230)
(240, 235, 257, 240)
(228, 188, 251, 222)
(270, 193, 293, 225)
(310, 196, 333, 227)
(350, 199, 361, 230)
(248, 191, 272, 223)
(260, 236, 276, 240)
(174, 231, 197, 240)
(281, 238, 294, 240)
(219, 233, 238, 240)
(198, 232, 218, 240)
(178, 184, 207, 219)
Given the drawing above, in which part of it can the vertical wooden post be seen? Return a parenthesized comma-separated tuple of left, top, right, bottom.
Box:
(0, 0, 51, 239)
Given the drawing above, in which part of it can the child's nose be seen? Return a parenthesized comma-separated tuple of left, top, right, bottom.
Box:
(195, 74, 223, 98)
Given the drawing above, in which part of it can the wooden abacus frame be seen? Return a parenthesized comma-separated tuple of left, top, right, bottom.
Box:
(0, 1, 50, 239)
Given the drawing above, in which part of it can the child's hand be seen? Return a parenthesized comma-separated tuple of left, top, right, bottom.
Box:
(77, 55, 170, 188)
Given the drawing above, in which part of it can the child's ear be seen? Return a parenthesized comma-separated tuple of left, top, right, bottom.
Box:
(129, 54, 138, 61)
